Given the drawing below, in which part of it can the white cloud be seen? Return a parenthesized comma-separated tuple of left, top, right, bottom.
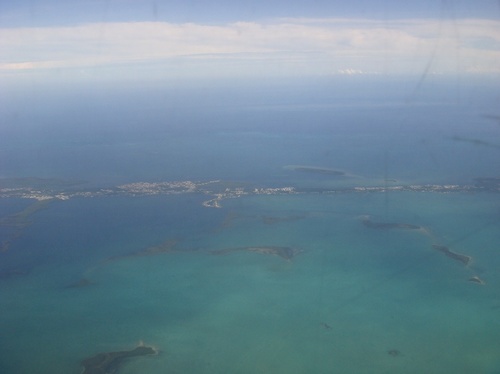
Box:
(0, 18, 499, 78)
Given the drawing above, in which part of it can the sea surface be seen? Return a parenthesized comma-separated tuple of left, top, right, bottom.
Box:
(1, 76, 499, 373)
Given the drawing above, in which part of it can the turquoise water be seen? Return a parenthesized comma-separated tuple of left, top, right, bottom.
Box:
(1, 78, 500, 373)
(1, 191, 499, 373)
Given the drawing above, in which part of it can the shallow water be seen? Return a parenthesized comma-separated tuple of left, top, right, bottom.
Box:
(1, 189, 499, 374)
(1, 79, 499, 373)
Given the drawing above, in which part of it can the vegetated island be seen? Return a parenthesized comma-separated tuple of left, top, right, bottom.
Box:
(81, 344, 157, 374)
(1, 177, 498, 212)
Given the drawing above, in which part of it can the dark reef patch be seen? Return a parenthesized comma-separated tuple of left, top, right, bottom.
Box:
(81, 345, 157, 374)
(362, 217, 422, 231)
(211, 246, 303, 260)
(432, 244, 471, 266)
(387, 349, 402, 357)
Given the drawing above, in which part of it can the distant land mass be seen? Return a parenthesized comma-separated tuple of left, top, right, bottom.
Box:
(1, 174, 498, 208)
(1, 174, 498, 253)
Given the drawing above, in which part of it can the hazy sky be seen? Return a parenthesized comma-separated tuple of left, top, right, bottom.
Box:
(1, 1, 499, 83)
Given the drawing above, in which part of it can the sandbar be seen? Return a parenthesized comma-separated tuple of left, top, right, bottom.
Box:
(81, 345, 157, 374)
(284, 165, 347, 176)
(432, 244, 471, 266)
(468, 276, 485, 285)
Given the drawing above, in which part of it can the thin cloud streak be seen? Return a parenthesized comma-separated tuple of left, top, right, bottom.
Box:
(1, 18, 499, 76)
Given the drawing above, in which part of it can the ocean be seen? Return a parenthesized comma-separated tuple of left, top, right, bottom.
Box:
(1, 76, 499, 373)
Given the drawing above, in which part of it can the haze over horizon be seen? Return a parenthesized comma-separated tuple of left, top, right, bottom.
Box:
(1, 0, 499, 85)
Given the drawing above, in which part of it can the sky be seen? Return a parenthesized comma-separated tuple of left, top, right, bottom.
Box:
(0, 1, 499, 84)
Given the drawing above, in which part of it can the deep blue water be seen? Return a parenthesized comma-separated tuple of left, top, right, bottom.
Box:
(1, 76, 499, 185)
(1, 76, 499, 373)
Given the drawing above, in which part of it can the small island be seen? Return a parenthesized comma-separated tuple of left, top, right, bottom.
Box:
(81, 344, 157, 374)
